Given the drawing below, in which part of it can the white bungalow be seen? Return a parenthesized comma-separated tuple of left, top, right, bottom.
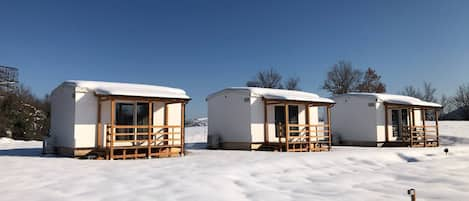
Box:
(44, 80, 190, 159)
(331, 93, 442, 147)
(206, 87, 335, 152)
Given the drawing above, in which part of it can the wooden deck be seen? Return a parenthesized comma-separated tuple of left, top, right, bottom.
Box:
(277, 123, 331, 152)
(103, 124, 184, 160)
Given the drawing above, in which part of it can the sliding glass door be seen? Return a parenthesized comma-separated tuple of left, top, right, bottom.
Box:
(115, 102, 151, 140)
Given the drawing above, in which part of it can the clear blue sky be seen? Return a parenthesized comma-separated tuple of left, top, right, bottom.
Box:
(1, 0, 469, 118)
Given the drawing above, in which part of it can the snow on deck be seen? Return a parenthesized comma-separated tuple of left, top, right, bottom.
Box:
(1, 121, 469, 201)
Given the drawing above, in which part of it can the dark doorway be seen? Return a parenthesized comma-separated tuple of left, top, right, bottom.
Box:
(274, 105, 299, 137)
(274, 106, 285, 137)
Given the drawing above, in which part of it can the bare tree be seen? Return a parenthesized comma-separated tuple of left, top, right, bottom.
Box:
(422, 82, 437, 102)
(440, 94, 454, 115)
(284, 77, 300, 90)
(322, 60, 363, 95)
(246, 68, 283, 89)
(453, 83, 469, 119)
(357, 68, 386, 93)
(400, 86, 423, 99)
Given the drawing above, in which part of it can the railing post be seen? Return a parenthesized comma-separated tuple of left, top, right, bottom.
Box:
(172, 127, 175, 147)
(314, 125, 318, 151)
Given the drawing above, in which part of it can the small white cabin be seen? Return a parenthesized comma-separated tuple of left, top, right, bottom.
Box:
(44, 80, 190, 159)
(206, 87, 335, 152)
(331, 93, 442, 147)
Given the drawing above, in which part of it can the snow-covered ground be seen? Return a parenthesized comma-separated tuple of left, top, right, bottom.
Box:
(0, 121, 468, 201)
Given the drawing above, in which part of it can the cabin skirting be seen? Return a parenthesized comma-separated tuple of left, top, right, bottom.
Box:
(55, 146, 95, 157)
(338, 140, 439, 147)
(221, 141, 330, 152)
(337, 140, 380, 147)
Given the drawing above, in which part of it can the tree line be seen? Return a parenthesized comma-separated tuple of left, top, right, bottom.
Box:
(0, 85, 50, 140)
(246, 60, 469, 119)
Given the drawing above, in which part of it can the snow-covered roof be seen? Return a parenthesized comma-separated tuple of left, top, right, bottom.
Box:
(62, 80, 190, 99)
(207, 87, 335, 103)
(339, 93, 441, 108)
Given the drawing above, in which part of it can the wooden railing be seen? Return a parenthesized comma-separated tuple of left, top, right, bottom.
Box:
(105, 124, 183, 159)
(278, 123, 331, 152)
(401, 125, 439, 147)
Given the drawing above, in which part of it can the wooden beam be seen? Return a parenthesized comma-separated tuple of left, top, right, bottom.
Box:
(284, 104, 289, 152)
(96, 95, 190, 104)
(384, 102, 441, 110)
(181, 103, 186, 155)
(263, 98, 335, 106)
(264, 99, 269, 144)
(384, 104, 389, 142)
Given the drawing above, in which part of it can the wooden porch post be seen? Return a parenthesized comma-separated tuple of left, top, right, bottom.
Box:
(327, 105, 332, 151)
(284, 103, 289, 152)
(384, 104, 389, 142)
(147, 101, 152, 158)
(305, 104, 311, 152)
(181, 102, 186, 155)
(264, 99, 269, 144)
(435, 109, 440, 147)
(110, 98, 115, 160)
(410, 108, 415, 147)
(422, 108, 426, 147)
(97, 98, 102, 149)
(164, 103, 168, 146)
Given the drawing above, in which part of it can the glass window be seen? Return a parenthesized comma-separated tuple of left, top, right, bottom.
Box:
(136, 103, 149, 139)
(288, 105, 299, 136)
(116, 103, 134, 126)
(114, 102, 152, 141)
(391, 110, 400, 137)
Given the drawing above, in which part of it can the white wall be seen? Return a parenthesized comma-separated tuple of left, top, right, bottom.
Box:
(49, 84, 76, 149)
(250, 97, 265, 142)
(74, 88, 98, 148)
(167, 103, 183, 145)
(331, 95, 378, 142)
(207, 90, 252, 143)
